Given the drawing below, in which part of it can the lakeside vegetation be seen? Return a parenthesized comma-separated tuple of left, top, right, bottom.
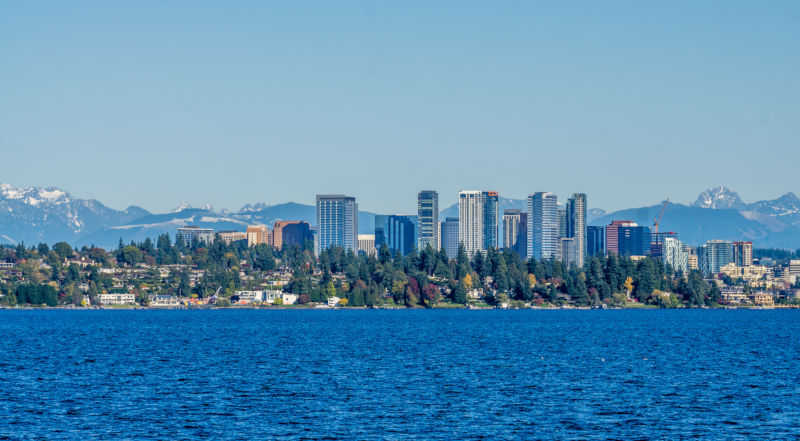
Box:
(4, 233, 796, 309)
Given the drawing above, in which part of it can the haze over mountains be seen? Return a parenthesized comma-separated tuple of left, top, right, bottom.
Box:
(2, 183, 800, 250)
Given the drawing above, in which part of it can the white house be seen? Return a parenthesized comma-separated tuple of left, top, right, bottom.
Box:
(149, 295, 180, 307)
(98, 292, 136, 305)
(235, 290, 284, 304)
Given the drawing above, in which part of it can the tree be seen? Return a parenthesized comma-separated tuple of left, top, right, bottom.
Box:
(462, 273, 473, 291)
(453, 282, 468, 304)
(623, 276, 634, 296)
(422, 283, 440, 305)
(120, 246, 143, 266)
(403, 285, 418, 307)
(53, 242, 72, 259)
(325, 282, 337, 299)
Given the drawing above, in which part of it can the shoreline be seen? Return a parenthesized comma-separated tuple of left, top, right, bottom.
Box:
(1, 304, 797, 311)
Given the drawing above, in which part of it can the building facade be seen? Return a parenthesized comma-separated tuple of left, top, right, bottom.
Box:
(483, 191, 499, 250)
(605, 220, 636, 255)
(733, 241, 753, 267)
(374, 214, 387, 250)
(316, 195, 358, 254)
(386, 215, 417, 256)
(559, 237, 578, 267)
(566, 193, 587, 266)
(270, 221, 312, 250)
(358, 234, 376, 257)
(617, 225, 651, 256)
(417, 190, 439, 251)
(528, 192, 559, 260)
(458, 191, 485, 256)
(662, 237, 688, 273)
(177, 226, 215, 246)
(503, 209, 527, 257)
(247, 225, 269, 247)
(587, 225, 605, 257)
(441, 217, 459, 258)
(699, 240, 733, 276)
(218, 231, 247, 245)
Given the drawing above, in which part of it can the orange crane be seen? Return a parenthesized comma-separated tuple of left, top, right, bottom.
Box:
(653, 198, 669, 235)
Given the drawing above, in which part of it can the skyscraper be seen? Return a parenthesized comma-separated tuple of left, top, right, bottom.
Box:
(587, 226, 604, 257)
(441, 217, 459, 258)
(733, 241, 753, 266)
(270, 221, 312, 250)
(417, 191, 439, 251)
(528, 192, 559, 260)
(699, 240, 733, 276)
(459, 191, 485, 256)
(618, 225, 651, 256)
(559, 237, 578, 267)
(503, 209, 527, 256)
(558, 208, 567, 239)
(566, 193, 587, 266)
(315, 195, 358, 254)
(386, 215, 417, 256)
(662, 237, 689, 273)
(605, 220, 636, 255)
(374, 214, 387, 250)
(483, 191, 499, 250)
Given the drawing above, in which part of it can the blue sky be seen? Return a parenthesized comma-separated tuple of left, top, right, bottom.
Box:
(1, 1, 798, 214)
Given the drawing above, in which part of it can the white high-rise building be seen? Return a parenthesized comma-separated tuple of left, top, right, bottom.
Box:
(458, 191, 485, 256)
(662, 237, 688, 273)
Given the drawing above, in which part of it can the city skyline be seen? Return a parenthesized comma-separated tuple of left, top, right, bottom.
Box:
(2, 2, 798, 214)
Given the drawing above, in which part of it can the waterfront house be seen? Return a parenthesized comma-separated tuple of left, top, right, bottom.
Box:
(98, 292, 136, 305)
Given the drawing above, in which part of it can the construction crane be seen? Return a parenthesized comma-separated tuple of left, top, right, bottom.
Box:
(653, 198, 669, 235)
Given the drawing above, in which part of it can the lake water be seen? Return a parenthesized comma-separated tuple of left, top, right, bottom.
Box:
(0, 309, 798, 440)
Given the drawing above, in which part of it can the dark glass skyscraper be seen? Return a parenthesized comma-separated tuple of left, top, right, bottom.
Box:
(503, 209, 527, 257)
(587, 225, 605, 257)
(386, 215, 417, 256)
(566, 193, 586, 266)
(374, 214, 387, 250)
(441, 217, 459, 258)
(483, 191, 499, 250)
(617, 225, 651, 256)
(417, 191, 439, 251)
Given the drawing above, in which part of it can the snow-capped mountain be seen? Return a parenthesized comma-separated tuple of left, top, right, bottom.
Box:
(5, 182, 800, 250)
(747, 192, 800, 218)
(0, 183, 149, 245)
(691, 186, 746, 210)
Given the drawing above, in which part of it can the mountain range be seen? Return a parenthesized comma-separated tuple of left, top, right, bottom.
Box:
(2, 183, 800, 249)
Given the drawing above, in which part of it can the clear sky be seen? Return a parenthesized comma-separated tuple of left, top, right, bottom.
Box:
(1, 1, 798, 214)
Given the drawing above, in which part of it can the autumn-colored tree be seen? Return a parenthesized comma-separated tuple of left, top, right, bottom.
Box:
(404, 285, 418, 307)
(624, 276, 634, 295)
(422, 283, 440, 305)
(527, 273, 537, 288)
(463, 273, 473, 291)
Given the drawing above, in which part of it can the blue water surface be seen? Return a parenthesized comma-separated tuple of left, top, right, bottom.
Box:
(0, 309, 798, 440)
